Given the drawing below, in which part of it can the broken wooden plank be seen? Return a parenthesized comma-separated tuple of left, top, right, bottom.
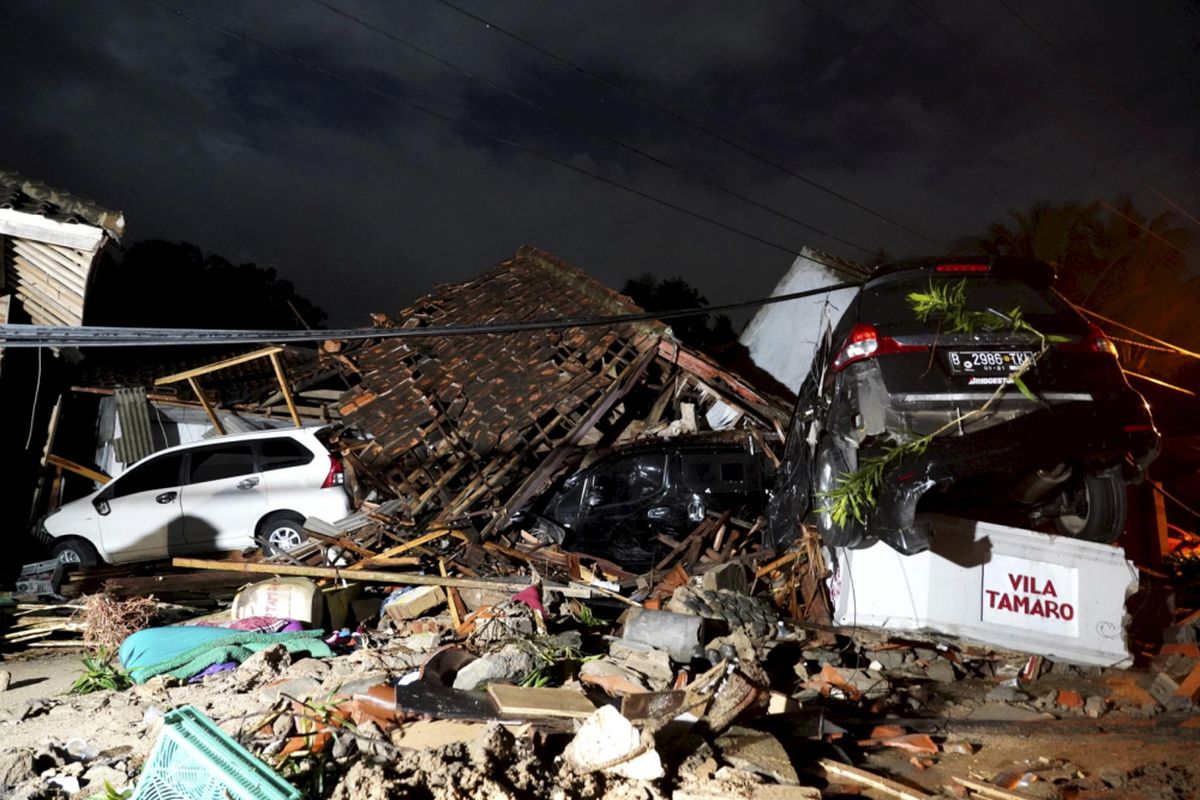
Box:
(818, 759, 931, 800)
(950, 776, 1040, 800)
(349, 528, 455, 570)
(155, 346, 285, 384)
(46, 454, 110, 485)
(487, 684, 596, 719)
(267, 350, 303, 428)
(754, 550, 802, 579)
(186, 377, 225, 435)
(170, 557, 594, 597)
(654, 519, 711, 573)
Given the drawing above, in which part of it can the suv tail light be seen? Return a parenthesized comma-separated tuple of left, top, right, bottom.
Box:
(1057, 323, 1119, 359)
(831, 323, 929, 372)
(321, 455, 345, 488)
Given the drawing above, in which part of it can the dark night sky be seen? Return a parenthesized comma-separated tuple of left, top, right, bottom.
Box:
(3, 0, 1199, 326)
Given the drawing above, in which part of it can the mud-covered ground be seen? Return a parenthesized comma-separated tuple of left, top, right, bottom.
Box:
(2, 644, 1199, 800)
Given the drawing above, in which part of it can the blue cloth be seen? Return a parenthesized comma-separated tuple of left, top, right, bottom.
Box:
(119, 626, 331, 684)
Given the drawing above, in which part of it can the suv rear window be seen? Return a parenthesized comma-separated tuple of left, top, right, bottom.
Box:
(258, 438, 314, 471)
(861, 277, 1061, 327)
(188, 443, 256, 484)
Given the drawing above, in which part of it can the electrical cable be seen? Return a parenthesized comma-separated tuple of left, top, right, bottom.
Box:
(428, 0, 950, 251)
(140, 0, 866, 280)
(1123, 370, 1197, 397)
(1097, 199, 1195, 264)
(309, 0, 875, 260)
(1074, 306, 1200, 360)
(24, 347, 43, 449)
(1108, 336, 1190, 356)
(905, 0, 1200, 237)
(1151, 481, 1200, 520)
(996, 0, 1200, 182)
(0, 279, 865, 348)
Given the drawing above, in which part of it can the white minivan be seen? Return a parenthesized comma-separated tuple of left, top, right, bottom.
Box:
(40, 427, 353, 565)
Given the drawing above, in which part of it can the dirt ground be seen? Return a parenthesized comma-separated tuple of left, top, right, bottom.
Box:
(2, 644, 1199, 800)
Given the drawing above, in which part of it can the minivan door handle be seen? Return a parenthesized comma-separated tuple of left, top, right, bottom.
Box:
(236, 477, 260, 490)
(155, 491, 177, 504)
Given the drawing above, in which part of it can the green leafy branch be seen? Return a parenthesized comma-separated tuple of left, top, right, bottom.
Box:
(819, 279, 1064, 528)
(819, 436, 933, 529)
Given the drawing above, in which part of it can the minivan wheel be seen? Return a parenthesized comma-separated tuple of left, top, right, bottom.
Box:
(259, 512, 307, 556)
(814, 438, 867, 548)
(52, 538, 100, 567)
(1054, 470, 1127, 544)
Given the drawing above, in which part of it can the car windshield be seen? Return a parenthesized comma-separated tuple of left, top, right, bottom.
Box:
(861, 276, 1061, 328)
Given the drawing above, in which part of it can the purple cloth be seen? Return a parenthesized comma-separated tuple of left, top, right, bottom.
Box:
(189, 661, 238, 682)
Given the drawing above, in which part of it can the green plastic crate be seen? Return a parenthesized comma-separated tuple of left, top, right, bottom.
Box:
(130, 705, 301, 800)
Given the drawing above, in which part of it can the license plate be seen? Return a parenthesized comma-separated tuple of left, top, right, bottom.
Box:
(946, 350, 1035, 375)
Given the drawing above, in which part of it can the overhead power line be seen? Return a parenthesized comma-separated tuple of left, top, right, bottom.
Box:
(428, 0, 949, 251)
(309, 0, 874, 259)
(0, 280, 864, 348)
(141, 0, 866, 281)
(996, 0, 1200, 183)
(904, 0, 1200, 236)
(1124, 370, 1197, 397)
(1075, 306, 1200, 361)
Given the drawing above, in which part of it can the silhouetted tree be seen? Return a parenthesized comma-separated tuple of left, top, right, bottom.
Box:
(86, 240, 326, 330)
(974, 197, 1198, 392)
(622, 273, 736, 351)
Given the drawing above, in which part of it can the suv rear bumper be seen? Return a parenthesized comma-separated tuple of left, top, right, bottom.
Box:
(866, 398, 1159, 555)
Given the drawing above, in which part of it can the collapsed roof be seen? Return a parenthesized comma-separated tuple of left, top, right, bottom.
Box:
(334, 245, 791, 536)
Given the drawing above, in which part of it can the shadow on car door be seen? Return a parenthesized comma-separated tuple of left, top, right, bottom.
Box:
(181, 441, 267, 552)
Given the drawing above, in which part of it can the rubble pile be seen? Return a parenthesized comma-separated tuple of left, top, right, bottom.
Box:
(5, 245, 1199, 798)
(3, 532, 1200, 799)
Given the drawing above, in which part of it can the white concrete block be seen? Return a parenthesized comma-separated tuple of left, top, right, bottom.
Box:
(829, 515, 1137, 667)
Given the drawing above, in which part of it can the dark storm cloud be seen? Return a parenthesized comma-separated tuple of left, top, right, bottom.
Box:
(1, 0, 1197, 325)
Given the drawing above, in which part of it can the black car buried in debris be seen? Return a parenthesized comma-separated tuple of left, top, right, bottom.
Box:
(769, 256, 1160, 556)
(514, 434, 772, 568)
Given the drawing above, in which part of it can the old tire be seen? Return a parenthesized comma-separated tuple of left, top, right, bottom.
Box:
(813, 438, 867, 548)
(52, 538, 100, 567)
(258, 512, 307, 556)
(1054, 470, 1127, 544)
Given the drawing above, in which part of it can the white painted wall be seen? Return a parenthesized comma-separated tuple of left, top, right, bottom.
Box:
(739, 247, 860, 393)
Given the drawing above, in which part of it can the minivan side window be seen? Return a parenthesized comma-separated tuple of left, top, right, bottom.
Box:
(111, 453, 185, 498)
(188, 443, 256, 484)
(258, 438, 314, 471)
(590, 456, 665, 505)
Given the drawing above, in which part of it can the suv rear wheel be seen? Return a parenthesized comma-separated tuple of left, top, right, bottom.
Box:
(258, 512, 307, 556)
(1053, 469, 1127, 544)
(814, 438, 868, 548)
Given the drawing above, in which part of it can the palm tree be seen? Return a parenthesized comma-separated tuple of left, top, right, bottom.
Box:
(1081, 195, 1192, 308)
(977, 201, 1101, 298)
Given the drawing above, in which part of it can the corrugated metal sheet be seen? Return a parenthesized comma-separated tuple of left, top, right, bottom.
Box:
(0, 169, 125, 237)
(113, 387, 155, 465)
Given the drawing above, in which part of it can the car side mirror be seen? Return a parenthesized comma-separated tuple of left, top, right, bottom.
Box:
(93, 488, 112, 516)
(586, 492, 603, 507)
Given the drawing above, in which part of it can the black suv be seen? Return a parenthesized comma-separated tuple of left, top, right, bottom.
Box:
(772, 256, 1159, 555)
(519, 434, 772, 568)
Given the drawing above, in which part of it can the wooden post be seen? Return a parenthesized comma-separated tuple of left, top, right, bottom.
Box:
(187, 377, 225, 435)
(268, 351, 303, 428)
